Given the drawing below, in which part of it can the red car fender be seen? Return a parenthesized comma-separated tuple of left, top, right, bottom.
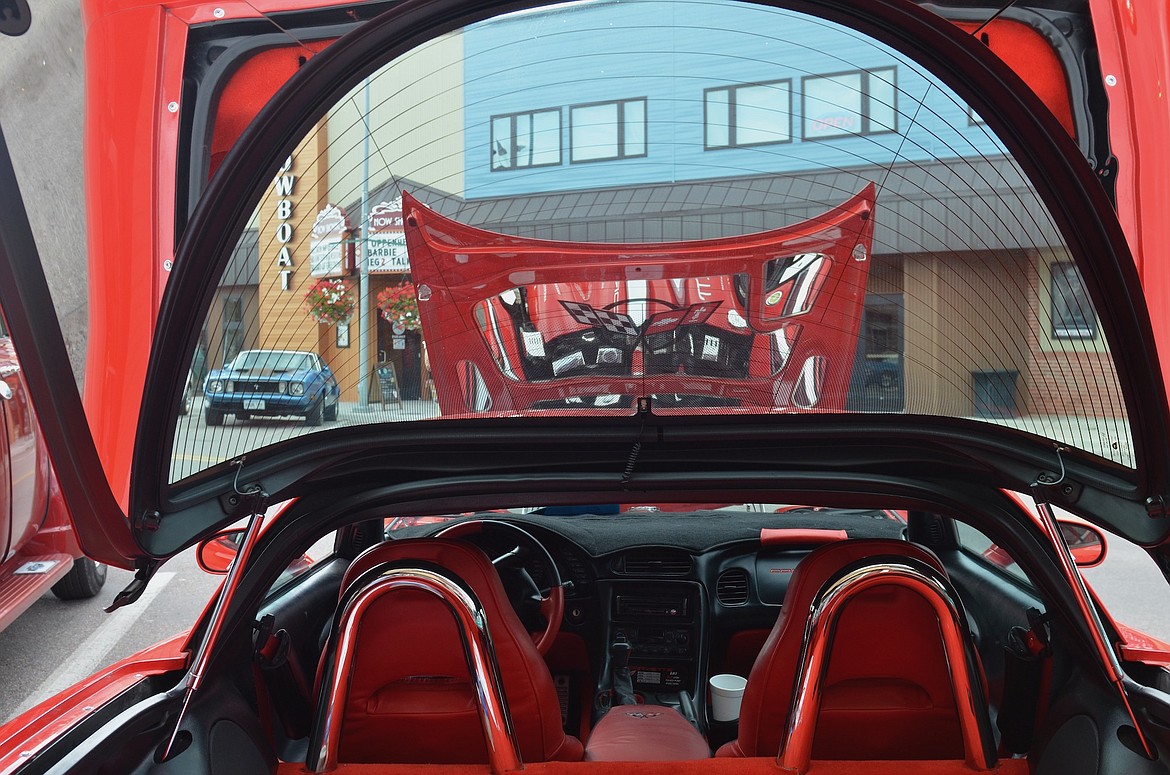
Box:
(0, 631, 190, 775)
(1115, 623, 1170, 668)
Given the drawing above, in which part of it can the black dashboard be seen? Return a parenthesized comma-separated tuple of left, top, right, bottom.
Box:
(390, 507, 908, 731)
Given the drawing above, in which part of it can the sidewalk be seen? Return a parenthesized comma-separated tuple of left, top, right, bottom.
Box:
(332, 399, 441, 426)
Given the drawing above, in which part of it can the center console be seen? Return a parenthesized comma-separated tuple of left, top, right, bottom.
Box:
(599, 580, 706, 717)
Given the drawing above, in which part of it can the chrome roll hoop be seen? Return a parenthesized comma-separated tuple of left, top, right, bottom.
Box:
(777, 557, 997, 774)
(307, 563, 523, 773)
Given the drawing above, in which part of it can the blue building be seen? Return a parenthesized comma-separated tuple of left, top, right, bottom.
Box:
(357, 0, 1113, 425)
(461, 0, 1004, 201)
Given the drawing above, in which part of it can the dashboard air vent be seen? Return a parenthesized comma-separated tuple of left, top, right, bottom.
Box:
(717, 569, 750, 606)
(621, 549, 692, 576)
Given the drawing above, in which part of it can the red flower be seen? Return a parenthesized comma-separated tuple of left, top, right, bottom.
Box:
(376, 283, 421, 331)
(304, 279, 355, 325)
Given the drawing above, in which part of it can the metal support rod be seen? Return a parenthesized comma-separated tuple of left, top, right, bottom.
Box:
(778, 560, 995, 774)
(162, 509, 265, 761)
(1032, 499, 1155, 759)
(357, 76, 372, 409)
(310, 566, 523, 773)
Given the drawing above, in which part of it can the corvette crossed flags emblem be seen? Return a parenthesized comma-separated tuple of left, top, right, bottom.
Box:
(559, 299, 722, 339)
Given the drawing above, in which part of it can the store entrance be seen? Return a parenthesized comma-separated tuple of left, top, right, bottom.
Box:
(378, 316, 423, 400)
(847, 293, 905, 412)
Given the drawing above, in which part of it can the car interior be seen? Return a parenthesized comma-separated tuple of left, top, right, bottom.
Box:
(48, 493, 1166, 775)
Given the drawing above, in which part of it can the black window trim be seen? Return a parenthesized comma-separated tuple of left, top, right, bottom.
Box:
(703, 78, 793, 150)
(568, 97, 649, 164)
(489, 106, 563, 172)
(800, 66, 898, 140)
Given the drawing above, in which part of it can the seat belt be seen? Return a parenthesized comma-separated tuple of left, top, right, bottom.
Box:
(254, 614, 314, 739)
(997, 607, 1052, 755)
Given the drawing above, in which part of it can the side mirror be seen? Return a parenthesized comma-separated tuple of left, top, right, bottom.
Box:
(1058, 519, 1107, 568)
(197, 528, 243, 574)
(196, 527, 317, 582)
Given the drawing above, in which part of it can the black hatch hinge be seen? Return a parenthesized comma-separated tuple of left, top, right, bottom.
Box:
(1031, 470, 1082, 506)
(220, 485, 269, 517)
(1146, 496, 1170, 519)
(134, 509, 162, 532)
(219, 456, 270, 517)
(104, 557, 161, 613)
(1030, 446, 1082, 506)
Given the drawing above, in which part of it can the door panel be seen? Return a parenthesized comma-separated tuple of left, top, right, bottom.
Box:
(0, 337, 12, 560)
(0, 334, 49, 559)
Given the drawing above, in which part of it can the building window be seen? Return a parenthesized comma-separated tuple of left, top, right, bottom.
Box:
(1051, 262, 1097, 339)
(802, 67, 897, 139)
(491, 109, 562, 170)
(705, 80, 791, 149)
(570, 99, 647, 163)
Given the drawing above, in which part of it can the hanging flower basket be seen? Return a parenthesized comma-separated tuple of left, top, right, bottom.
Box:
(304, 278, 356, 325)
(376, 282, 421, 331)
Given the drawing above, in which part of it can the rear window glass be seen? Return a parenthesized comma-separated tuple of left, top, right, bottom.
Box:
(171, 0, 1132, 482)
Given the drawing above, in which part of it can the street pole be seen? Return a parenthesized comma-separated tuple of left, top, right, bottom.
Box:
(357, 77, 372, 409)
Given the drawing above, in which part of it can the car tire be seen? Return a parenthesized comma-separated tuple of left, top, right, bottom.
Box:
(179, 385, 193, 416)
(205, 407, 225, 426)
(324, 400, 338, 421)
(237, 412, 251, 422)
(305, 400, 323, 426)
(51, 557, 107, 600)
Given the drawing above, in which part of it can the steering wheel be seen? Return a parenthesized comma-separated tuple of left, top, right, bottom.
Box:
(435, 519, 564, 655)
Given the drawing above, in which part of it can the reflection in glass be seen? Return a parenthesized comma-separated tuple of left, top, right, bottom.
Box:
(170, 0, 1133, 483)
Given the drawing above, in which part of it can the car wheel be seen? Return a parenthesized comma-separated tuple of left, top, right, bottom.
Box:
(179, 385, 193, 415)
(237, 412, 251, 422)
(305, 400, 323, 426)
(205, 407, 225, 426)
(51, 557, 108, 600)
(324, 399, 338, 421)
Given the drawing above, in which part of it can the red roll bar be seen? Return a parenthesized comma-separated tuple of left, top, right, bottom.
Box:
(777, 558, 996, 774)
(308, 565, 523, 773)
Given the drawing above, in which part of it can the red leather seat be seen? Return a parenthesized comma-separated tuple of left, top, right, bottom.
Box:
(717, 539, 978, 760)
(319, 538, 584, 764)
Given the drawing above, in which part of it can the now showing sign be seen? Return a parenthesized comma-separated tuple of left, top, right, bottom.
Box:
(367, 198, 410, 273)
(310, 204, 352, 277)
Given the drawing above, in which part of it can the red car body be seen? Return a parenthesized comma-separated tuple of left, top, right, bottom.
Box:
(0, 332, 104, 634)
(0, 0, 1169, 773)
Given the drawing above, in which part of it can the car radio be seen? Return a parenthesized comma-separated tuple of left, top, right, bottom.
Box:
(614, 594, 690, 619)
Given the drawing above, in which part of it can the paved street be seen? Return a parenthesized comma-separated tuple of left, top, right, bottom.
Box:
(0, 533, 335, 725)
(169, 397, 440, 480)
(0, 549, 216, 724)
(0, 0, 89, 381)
(1083, 537, 1170, 645)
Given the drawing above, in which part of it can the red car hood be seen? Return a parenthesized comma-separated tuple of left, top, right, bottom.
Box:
(403, 187, 875, 416)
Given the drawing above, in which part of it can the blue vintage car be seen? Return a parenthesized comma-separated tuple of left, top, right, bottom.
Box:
(203, 349, 339, 426)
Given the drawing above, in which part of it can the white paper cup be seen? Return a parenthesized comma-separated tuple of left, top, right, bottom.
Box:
(709, 673, 747, 722)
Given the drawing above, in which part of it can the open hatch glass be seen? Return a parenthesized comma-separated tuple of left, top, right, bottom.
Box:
(170, 0, 1131, 482)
